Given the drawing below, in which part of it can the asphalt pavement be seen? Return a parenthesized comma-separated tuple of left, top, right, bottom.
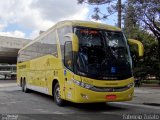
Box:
(0, 80, 159, 120)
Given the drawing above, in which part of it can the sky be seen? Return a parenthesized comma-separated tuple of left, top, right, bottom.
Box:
(0, 0, 118, 40)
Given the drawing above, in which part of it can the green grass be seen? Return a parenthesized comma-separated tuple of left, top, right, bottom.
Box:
(142, 80, 160, 84)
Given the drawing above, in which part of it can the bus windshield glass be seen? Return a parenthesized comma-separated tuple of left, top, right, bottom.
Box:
(74, 27, 132, 80)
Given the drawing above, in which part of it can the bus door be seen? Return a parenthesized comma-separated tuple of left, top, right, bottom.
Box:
(64, 39, 75, 101)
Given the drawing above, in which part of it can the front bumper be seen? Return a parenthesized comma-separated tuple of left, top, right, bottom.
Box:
(73, 85, 134, 103)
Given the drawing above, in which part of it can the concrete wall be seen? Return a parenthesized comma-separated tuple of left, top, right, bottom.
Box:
(0, 36, 31, 64)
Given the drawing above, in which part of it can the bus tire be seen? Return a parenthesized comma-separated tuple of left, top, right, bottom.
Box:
(22, 79, 29, 93)
(54, 83, 65, 106)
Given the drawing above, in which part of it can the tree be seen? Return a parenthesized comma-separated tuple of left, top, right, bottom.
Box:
(133, 31, 159, 80)
(123, 0, 160, 81)
(128, 0, 160, 61)
(77, 0, 123, 28)
(123, 2, 139, 38)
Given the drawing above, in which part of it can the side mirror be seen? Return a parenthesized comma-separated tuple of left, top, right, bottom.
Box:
(128, 39, 144, 58)
(64, 41, 73, 71)
(64, 33, 79, 52)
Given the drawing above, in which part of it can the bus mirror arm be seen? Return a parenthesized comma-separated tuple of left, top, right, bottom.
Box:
(128, 39, 144, 58)
(64, 33, 79, 52)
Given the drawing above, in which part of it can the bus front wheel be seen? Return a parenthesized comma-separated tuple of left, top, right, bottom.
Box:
(54, 83, 65, 106)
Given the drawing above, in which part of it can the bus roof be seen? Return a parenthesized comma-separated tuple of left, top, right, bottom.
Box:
(57, 20, 121, 31)
(19, 20, 121, 53)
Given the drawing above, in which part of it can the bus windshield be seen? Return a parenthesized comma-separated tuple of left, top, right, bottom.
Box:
(74, 27, 132, 80)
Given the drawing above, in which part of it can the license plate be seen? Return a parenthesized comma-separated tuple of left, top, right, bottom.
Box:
(106, 95, 117, 100)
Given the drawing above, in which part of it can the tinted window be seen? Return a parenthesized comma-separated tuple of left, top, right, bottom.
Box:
(74, 27, 132, 80)
(18, 30, 58, 63)
(38, 30, 58, 58)
(57, 26, 72, 60)
(64, 40, 73, 71)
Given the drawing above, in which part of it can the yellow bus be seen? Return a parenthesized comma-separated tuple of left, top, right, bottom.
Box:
(17, 20, 144, 106)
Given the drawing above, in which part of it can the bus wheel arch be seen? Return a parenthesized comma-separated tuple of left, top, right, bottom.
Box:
(52, 79, 58, 96)
(52, 79, 65, 106)
(22, 77, 29, 93)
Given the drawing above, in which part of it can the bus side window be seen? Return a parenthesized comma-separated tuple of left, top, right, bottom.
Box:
(57, 26, 72, 60)
(64, 38, 73, 71)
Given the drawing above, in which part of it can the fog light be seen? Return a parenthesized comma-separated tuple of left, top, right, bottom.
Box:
(81, 93, 88, 99)
(127, 83, 134, 88)
(128, 93, 132, 98)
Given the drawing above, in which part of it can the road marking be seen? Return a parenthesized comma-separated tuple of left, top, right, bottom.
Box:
(0, 87, 21, 92)
(52, 111, 65, 114)
(0, 101, 23, 105)
(0, 83, 17, 87)
(134, 89, 152, 94)
(112, 102, 160, 110)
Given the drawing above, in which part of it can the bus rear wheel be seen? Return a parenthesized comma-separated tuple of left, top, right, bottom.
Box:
(22, 79, 29, 93)
(54, 83, 65, 106)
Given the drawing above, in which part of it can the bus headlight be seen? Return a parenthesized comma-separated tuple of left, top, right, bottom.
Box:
(73, 79, 134, 92)
(127, 83, 134, 88)
(85, 84, 93, 89)
(72, 79, 93, 89)
(73, 79, 81, 86)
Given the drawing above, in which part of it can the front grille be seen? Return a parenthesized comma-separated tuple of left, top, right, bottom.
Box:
(91, 85, 132, 92)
